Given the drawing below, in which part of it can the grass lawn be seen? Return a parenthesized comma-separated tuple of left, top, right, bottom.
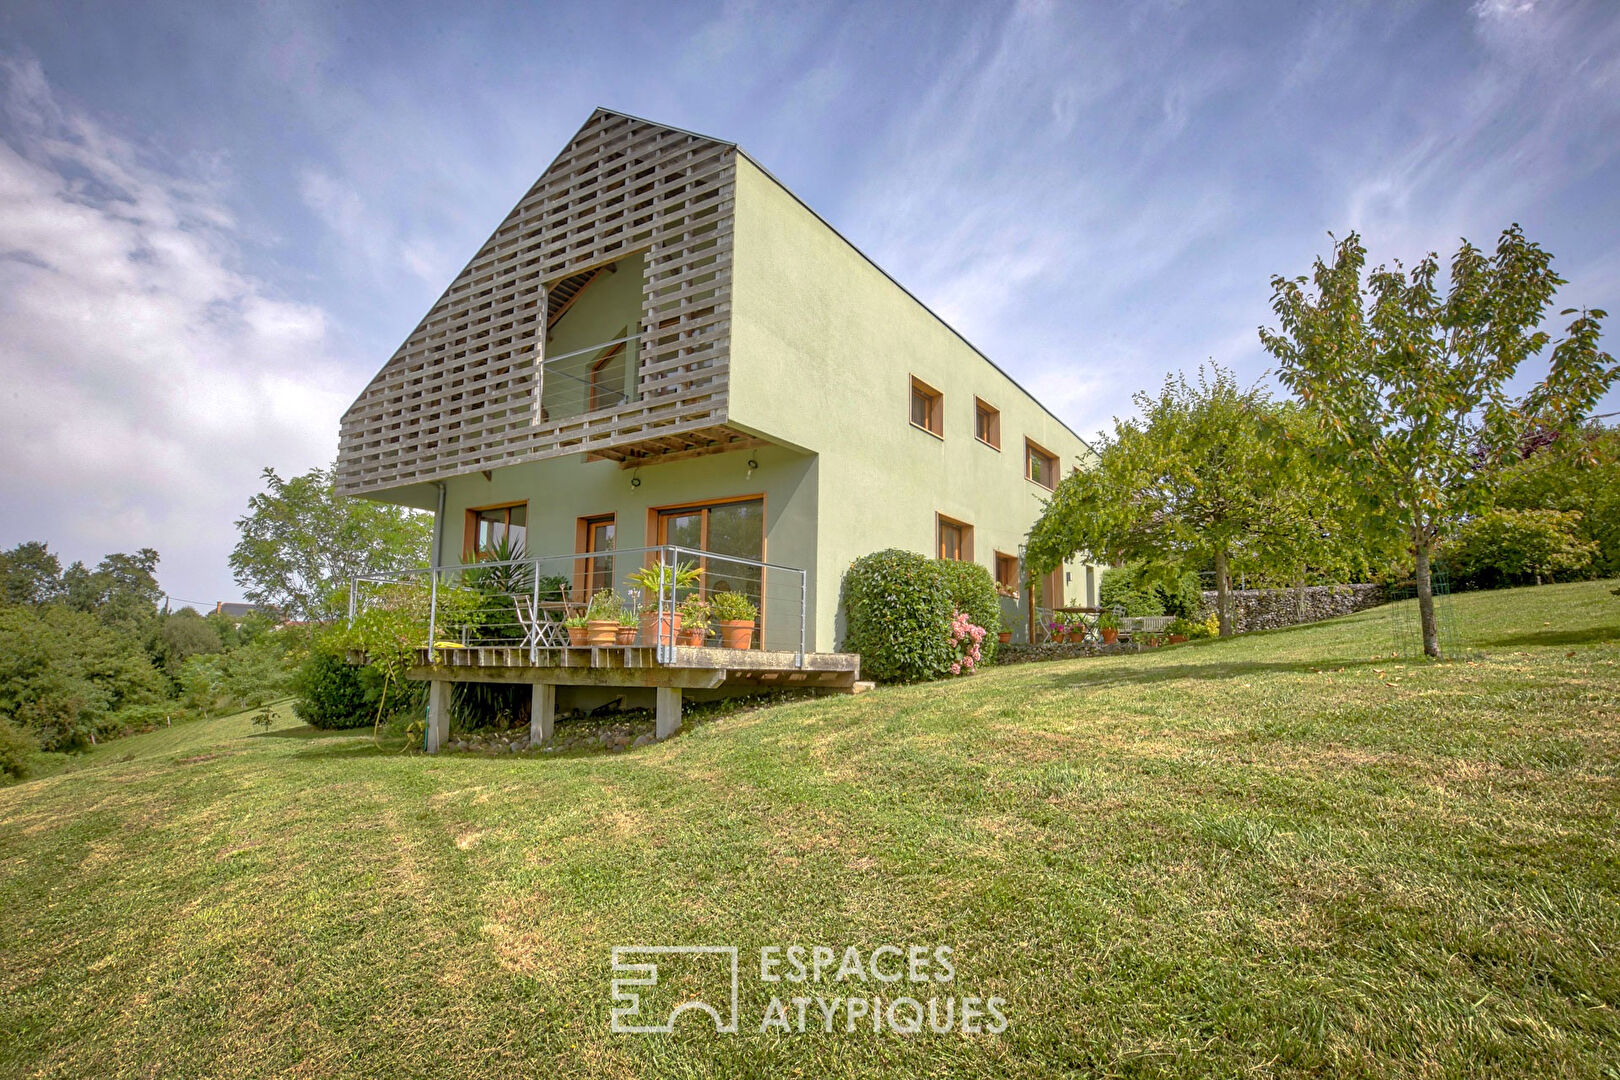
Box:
(2, 581, 1618, 1078)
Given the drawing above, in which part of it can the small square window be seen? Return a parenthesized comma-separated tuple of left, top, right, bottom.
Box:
(466, 502, 528, 559)
(937, 514, 972, 562)
(910, 377, 943, 438)
(994, 552, 1019, 594)
(1026, 440, 1059, 490)
(974, 398, 1000, 449)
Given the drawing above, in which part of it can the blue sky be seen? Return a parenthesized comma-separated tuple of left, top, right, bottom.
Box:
(1, 0, 1617, 606)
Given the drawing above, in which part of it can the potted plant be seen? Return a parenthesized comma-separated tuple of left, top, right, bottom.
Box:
(563, 613, 589, 646)
(996, 616, 1012, 646)
(677, 595, 710, 647)
(616, 604, 639, 645)
(1167, 617, 1191, 644)
(585, 588, 621, 646)
(709, 589, 758, 649)
(628, 560, 701, 645)
(1098, 610, 1120, 645)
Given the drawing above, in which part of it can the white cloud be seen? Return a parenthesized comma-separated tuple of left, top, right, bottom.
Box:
(0, 56, 349, 604)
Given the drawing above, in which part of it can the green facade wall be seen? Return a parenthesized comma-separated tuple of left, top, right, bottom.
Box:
(435, 441, 820, 649)
(727, 155, 1095, 649)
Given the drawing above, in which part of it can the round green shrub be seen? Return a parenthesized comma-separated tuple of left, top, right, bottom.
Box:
(935, 558, 1000, 664)
(841, 550, 955, 683)
(291, 649, 372, 729)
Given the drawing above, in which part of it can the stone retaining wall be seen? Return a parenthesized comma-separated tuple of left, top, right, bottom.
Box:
(1197, 583, 1386, 634)
(992, 641, 1142, 665)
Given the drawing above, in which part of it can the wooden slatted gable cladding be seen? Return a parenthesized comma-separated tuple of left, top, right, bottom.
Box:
(335, 109, 740, 497)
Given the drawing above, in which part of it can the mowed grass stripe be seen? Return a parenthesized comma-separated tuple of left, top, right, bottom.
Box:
(0, 581, 1616, 1078)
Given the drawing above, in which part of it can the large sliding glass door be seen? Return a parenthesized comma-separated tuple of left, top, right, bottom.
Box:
(656, 497, 765, 612)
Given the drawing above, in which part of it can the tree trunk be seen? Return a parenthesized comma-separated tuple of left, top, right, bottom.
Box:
(1214, 547, 1233, 637)
(1294, 572, 1307, 622)
(1414, 539, 1441, 659)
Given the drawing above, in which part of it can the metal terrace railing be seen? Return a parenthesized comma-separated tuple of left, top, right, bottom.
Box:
(347, 545, 807, 667)
(538, 333, 640, 421)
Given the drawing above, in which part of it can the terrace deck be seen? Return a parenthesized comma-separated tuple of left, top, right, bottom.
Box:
(406, 645, 863, 752)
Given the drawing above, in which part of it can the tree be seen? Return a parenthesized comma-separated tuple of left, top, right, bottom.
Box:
(1443, 508, 1596, 588)
(230, 464, 433, 621)
(1026, 365, 1306, 635)
(59, 549, 163, 633)
(1492, 422, 1620, 576)
(148, 609, 223, 686)
(1261, 224, 1616, 657)
(0, 541, 63, 606)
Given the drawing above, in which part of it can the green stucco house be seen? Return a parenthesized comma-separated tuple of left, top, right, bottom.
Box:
(335, 109, 1095, 657)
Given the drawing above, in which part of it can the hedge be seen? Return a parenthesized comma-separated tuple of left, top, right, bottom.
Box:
(841, 550, 1004, 681)
(936, 558, 1000, 665)
(841, 550, 955, 683)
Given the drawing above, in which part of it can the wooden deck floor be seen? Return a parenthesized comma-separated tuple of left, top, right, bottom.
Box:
(407, 645, 864, 753)
(407, 645, 863, 691)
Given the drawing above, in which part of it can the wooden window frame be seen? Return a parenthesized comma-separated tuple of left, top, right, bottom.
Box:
(1040, 568, 1064, 609)
(909, 376, 944, 439)
(1025, 438, 1059, 491)
(936, 513, 973, 563)
(994, 551, 1019, 595)
(974, 398, 1001, 450)
(643, 493, 769, 556)
(463, 500, 528, 560)
(587, 342, 626, 413)
(573, 513, 616, 598)
(645, 494, 769, 641)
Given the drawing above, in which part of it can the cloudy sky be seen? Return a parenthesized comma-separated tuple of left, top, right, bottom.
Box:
(1, 0, 1617, 605)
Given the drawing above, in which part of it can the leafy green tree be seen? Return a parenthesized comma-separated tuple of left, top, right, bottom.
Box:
(1027, 365, 1305, 635)
(148, 609, 223, 686)
(1444, 508, 1596, 587)
(0, 541, 63, 606)
(1261, 225, 1616, 656)
(230, 464, 433, 621)
(60, 549, 164, 632)
(0, 605, 167, 750)
(1492, 423, 1620, 575)
(1098, 562, 1201, 618)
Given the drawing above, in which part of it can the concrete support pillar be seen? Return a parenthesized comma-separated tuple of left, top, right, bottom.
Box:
(530, 683, 555, 745)
(655, 686, 682, 740)
(426, 680, 452, 754)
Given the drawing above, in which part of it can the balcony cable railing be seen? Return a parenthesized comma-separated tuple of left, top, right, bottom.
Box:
(537, 333, 640, 417)
(347, 544, 806, 668)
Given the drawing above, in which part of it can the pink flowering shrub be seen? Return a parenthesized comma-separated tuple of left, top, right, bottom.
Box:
(948, 609, 986, 675)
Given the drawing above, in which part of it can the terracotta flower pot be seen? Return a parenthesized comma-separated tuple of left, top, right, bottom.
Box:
(639, 611, 682, 646)
(566, 625, 589, 646)
(997, 631, 1012, 645)
(586, 620, 618, 646)
(719, 619, 755, 649)
(1100, 628, 1118, 645)
(1169, 634, 1188, 644)
(615, 625, 637, 645)
(678, 626, 706, 647)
